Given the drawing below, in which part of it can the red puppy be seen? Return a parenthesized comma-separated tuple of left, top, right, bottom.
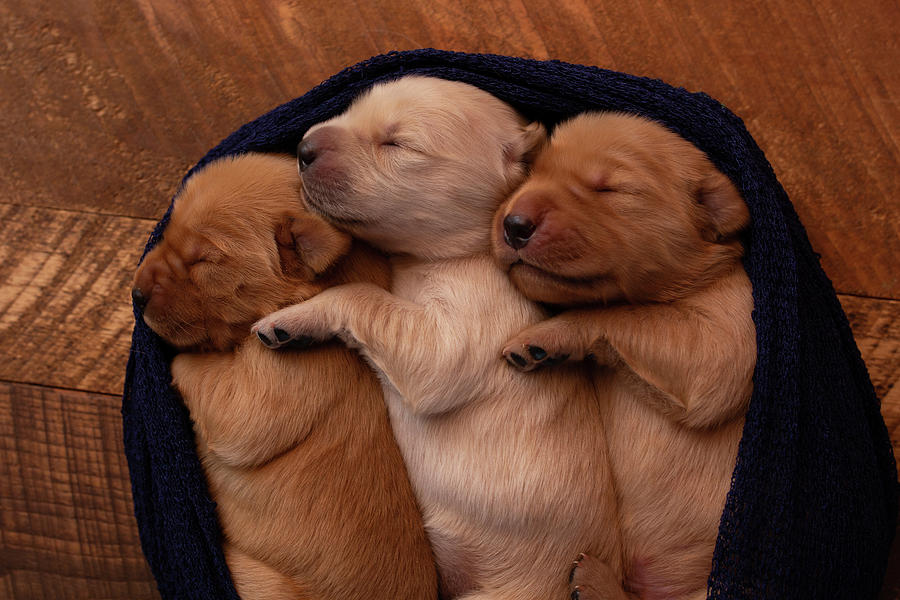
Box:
(132, 153, 438, 600)
(494, 113, 756, 600)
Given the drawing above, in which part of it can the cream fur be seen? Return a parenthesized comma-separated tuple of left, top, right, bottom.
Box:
(255, 77, 628, 600)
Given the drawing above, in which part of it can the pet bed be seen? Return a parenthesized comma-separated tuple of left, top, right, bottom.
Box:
(123, 49, 897, 599)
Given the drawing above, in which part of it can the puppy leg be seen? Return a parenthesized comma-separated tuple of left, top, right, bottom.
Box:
(502, 309, 609, 372)
(501, 311, 690, 428)
(171, 345, 319, 468)
(253, 283, 498, 415)
(579, 298, 754, 429)
(504, 294, 754, 428)
(569, 553, 634, 600)
(225, 545, 310, 600)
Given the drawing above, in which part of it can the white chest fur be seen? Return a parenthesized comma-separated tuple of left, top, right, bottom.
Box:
(365, 254, 621, 596)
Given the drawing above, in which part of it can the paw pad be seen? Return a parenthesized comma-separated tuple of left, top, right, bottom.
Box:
(527, 345, 547, 360)
(257, 331, 276, 347)
(507, 352, 528, 368)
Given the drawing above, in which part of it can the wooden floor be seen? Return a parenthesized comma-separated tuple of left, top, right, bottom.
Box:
(1, 1, 898, 598)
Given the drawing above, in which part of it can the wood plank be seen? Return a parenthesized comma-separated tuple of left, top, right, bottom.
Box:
(0, 0, 897, 298)
(0, 203, 152, 396)
(0, 381, 158, 598)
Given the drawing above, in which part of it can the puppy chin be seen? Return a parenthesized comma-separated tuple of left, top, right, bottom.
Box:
(491, 241, 519, 269)
(302, 175, 374, 230)
(143, 315, 207, 349)
(508, 263, 621, 307)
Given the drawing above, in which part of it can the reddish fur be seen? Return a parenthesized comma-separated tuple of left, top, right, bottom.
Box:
(132, 153, 438, 600)
(494, 113, 756, 600)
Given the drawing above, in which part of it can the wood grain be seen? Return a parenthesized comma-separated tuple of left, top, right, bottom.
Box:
(0, 203, 152, 395)
(1, 0, 898, 597)
(0, 381, 158, 599)
(0, 0, 897, 296)
(840, 295, 900, 463)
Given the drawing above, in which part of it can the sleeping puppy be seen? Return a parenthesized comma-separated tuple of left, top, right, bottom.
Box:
(253, 76, 628, 600)
(494, 112, 756, 600)
(131, 153, 438, 600)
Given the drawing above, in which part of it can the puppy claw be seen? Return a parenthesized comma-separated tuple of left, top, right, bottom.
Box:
(507, 352, 529, 369)
(253, 322, 291, 349)
(502, 342, 571, 372)
(257, 330, 277, 348)
(526, 345, 547, 360)
(569, 553, 630, 600)
(569, 553, 586, 583)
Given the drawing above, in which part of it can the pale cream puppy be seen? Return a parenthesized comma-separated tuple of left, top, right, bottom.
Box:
(494, 112, 757, 600)
(253, 77, 629, 600)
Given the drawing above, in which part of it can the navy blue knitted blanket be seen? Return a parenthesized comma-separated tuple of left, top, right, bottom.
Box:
(122, 49, 897, 599)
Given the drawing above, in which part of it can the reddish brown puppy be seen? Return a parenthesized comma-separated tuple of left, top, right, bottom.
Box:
(132, 153, 438, 600)
(494, 113, 756, 600)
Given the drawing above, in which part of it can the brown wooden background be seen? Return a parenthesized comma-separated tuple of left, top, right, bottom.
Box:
(1, 1, 898, 598)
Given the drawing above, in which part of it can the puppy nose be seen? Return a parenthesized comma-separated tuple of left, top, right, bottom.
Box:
(131, 287, 149, 310)
(503, 214, 536, 250)
(297, 139, 317, 171)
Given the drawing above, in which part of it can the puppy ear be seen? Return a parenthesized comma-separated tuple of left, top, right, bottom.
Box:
(696, 169, 750, 242)
(275, 213, 352, 276)
(521, 121, 548, 163)
(505, 121, 548, 165)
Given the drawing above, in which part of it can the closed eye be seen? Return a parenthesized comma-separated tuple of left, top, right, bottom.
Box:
(381, 139, 426, 154)
(188, 259, 211, 269)
(189, 252, 223, 267)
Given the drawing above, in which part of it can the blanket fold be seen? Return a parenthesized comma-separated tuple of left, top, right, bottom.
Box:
(123, 49, 897, 600)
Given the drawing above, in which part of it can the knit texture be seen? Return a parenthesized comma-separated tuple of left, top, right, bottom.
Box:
(122, 49, 897, 599)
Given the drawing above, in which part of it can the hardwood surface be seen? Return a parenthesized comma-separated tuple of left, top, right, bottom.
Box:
(0, 1, 897, 597)
(0, 382, 157, 599)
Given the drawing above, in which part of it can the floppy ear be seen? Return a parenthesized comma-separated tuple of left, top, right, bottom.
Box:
(505, 121, 548, 165)
(275, 213, 352, 277)
(697, 169, 750, 242)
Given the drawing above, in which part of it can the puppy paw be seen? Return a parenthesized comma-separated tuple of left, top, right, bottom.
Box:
(501, 341, 569, 372)
(502, 324, 577, 372)
(568, 553, 629, 600)
(252, 303, 334, 349)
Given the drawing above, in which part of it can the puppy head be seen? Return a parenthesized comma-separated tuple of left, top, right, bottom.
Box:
(297, 75, 546, 259)
(132, 153, 352, 351)
(493, 112, 750, 306)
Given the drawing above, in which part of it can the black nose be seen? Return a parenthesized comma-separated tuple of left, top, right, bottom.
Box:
(131, 287, 148, 310)
(503, 214, 536, 250)
(297, 138, 317, 171)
